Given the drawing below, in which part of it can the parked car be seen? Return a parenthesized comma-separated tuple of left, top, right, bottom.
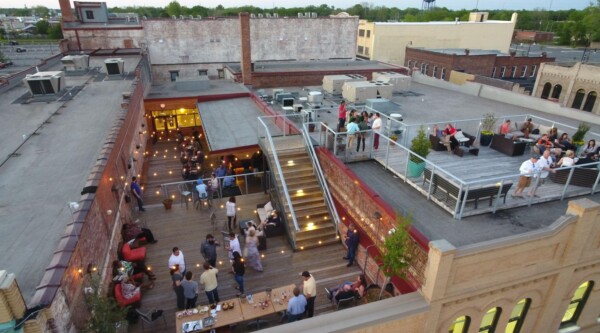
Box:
(15, 48, 26, 53)
(10, 41, 19, 45)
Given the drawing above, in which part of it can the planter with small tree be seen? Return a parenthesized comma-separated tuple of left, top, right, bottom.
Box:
(571, 122, 590, 154)
(479, 113, 498, 146)
(85, 275, 128, 333)
(408, 126, 431, 178)
(377, 212, 412, 300)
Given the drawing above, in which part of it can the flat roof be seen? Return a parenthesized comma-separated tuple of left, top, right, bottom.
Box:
(419, 48, 504, 56)
(198, 97, 267, 151)
(253, 81, 600, 246)
(228, 60, 402, 73)
(146, 79, 249, 99)
(0, 55, 141, 302)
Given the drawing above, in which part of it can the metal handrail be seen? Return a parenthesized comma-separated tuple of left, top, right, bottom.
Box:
(301, 123, 341, 235)
(257, 117, 300, 232)
(160, 171, 271, 200)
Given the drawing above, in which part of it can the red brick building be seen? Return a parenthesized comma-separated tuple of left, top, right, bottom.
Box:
(513, 30, 554, 43)
(405, 47, 555, 82)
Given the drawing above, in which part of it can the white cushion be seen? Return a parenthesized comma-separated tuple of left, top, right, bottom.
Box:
(264, 201, 273, 212)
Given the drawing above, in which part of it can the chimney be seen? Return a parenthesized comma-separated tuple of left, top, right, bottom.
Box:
(464, 49, 470, 56)
(59, 0, 74, 22)
(239, 12, 252, 85)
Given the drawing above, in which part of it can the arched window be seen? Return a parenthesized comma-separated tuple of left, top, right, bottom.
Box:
(572, 89, 586, 110)
(479, 307, 502, 333)
(583, 91, 597, 112)
(561, 281, 594, 328)
(449, 315, 470, 333)
(541, 82, 552, 99)
(551, 84, 562, 99)
(505, 298, 531, 333)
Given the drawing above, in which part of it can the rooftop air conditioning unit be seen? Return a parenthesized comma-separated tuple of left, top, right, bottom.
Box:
(311, 12, 317, 18)
(298, 13, 303, 18)
(23, 71, 66, 96)
(273, 13, 279, 18)
(250, 13, 256, 18)
(104, 58, 125, 75)
(266, 13, 271, 18)
(258, 13, 263, 18)
(61, 55, 90, 71)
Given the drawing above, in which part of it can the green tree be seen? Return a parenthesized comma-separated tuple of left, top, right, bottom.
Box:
(48, 24, 63, 39)
(35, 20, 50, 35)
(84, 276, 128, 333)
(33, 5, 49, 17)
(166, 1, 183, 17)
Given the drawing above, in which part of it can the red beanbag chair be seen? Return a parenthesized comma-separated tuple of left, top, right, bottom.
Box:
(121, 243, 146, 263)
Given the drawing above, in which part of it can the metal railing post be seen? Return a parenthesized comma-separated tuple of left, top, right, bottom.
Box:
(492, 180, 504, 214)
(560, 167, 576, 200)
(385, 140, 391, 170)
(453, 183, 464, 219)
(458, 185, 469, 219)
(427, 167, 436, 200)
(592, 164, 600, 194)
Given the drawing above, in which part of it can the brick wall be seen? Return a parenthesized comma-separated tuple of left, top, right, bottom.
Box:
(316, 147, 429, 293)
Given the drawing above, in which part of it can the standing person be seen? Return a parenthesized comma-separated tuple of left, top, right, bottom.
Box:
(226, 196, 237, 232)
(170, 264, 185, 310)
(344, 224, 359, 267)
(225, 232, 241, 263)
(209, 173, 219, 198)
(181, 271, 199, 309)
(528, 150, 556, 198)
(244, 229, 264, 272)
(287, 287, 307, 323)
(301, 271, 316, 318)
(372, 113, 381, 150)
(232, 251, 245, 295)
(513, 155, 539, 198)
(357, 116, 369, 152)
(337, 100, 347, 132)
(346, 118, 359, 150)
(168, 247, 186, 274)
(130, 177, 145, 212)
(200, 234, 219, 268)
(200, 262, 220, 304)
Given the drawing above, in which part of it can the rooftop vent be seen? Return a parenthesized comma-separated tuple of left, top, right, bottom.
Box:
(104, 58, 125, 75)
(61, 55, 89, 71)
(23, 71, 66, 96)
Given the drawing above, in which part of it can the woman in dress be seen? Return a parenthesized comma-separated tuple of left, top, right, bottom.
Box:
(244, 229, 263, 272)
(170, 264, 185, 310)
(226, 196, 237, 232)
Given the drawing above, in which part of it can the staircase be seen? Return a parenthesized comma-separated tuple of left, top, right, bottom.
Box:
(263, 135, 338, 250)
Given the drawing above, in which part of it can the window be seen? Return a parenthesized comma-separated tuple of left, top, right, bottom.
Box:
(357, 46, 364, 54)
(511, 66, 517, 78)
(433, 65, 438, 78)
(421, 63, 427, 75)
(500, 66, 506, 78)
(583, 91, 597, 112)
(217, 68, 224, 79)
(505, 298, 531, 333)
(407, 60, 412, 68)
(541, 82, 552, 99)
(492, 67, 497, 78)
(520, 65, 527, 78)
(441, 67, 447, 80)
(358, 29, 365, 37)
(572, 89, 586, 109)
(530, 65, 537, 77)
(551, 84, 562, 99)
(479, 307, 501, 333)
(449, 316, 470, 333)
(561, 281, 594, 328)
(169, 70, 179, 82)
(198, 69, 208, 76)
(365, 47, 370, 56)
(366, 30, 371, 38)
(85, 10, 94, 19)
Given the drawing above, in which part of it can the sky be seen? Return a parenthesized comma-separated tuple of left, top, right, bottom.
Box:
(0, 0, 592, 11)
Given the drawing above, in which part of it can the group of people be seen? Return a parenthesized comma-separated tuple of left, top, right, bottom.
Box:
(432, 123, 463, 153)
(337, 101, 382, 152)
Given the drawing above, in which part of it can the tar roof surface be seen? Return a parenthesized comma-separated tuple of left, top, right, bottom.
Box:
(0, 55, 141, 302)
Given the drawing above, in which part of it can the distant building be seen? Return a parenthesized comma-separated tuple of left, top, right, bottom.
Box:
(356, 12, 517, 66)
(533, 62, 600, 114)
(513, 30, 554, 43)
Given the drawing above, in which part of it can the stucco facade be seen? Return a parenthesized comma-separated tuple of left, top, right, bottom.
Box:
(533, 62, 600, 115)
(356, 13, 517, 66)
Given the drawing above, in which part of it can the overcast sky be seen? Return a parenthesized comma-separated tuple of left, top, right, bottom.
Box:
(0, 0, 591, 11)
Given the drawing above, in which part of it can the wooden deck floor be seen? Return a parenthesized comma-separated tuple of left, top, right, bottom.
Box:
(127, 196, 358, 333)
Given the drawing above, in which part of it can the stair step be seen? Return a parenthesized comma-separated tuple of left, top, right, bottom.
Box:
(279, 182, 320, 192)
(296, 238, 339, 251)
(291, 200, 327, 211)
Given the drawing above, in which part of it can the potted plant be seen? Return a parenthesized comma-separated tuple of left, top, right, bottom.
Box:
(389, 134, 399, 142)
(408, 126, 431, 177)
(479, 113, 497, 146)
(571, 122, 590, 153)
(162, 198, 173, 210)
(377, 212, 412, 299)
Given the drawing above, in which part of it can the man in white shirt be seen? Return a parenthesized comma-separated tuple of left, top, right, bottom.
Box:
(372, 113, 382, 150)
(225, 232, 241, 262)
(528, 150, 556, 197)
(168, 247, 186, 274)
(513, 155, 539, 198)
(302, 271, 317, 318)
